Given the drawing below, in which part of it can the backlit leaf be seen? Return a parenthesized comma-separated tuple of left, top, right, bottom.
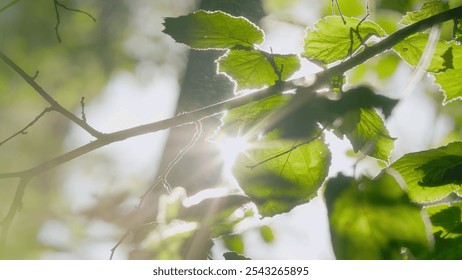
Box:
(220, 94, 291, 138)
(436, 69, 462, 104)
(400, 1, 449, 25)
(218, 50, 300, 91)
(393, 33, 452, 73)
(163, 10, 264, 50)
(390, 142, 462, 203)
(233, 131, 331, 217)
(324, 172, 431, 259)
(304, 16, 386, 65)
(434, 44, 462, 103)
(264, 86, 398, 140)
(425, 203, 462, 259)
(340, 108, 395, 163)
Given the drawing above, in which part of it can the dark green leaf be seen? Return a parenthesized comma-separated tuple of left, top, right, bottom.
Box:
(304, 16, 385, 65)
(390, 142, 462, 203)
(400, 1, 449, 25)
(324, 172, 431, 259)
(264, 86, 397, 162)
(218, 50, 300, 91)
(416, 155, 462, 187)
(223, 251, 251, 260)
(425, 203, 462, 259)
(163, 10, 264, 50)
(233, 132, 331, 217)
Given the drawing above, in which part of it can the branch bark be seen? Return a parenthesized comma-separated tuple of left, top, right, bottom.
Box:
(1, 5, 461, 181)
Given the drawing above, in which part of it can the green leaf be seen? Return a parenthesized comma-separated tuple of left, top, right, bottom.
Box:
(264, 86, 398, 140)
(232, 132, 331, 217)
(455, 20, 462, 42)
(426, 203, 462, 259)
(400, 1, 449, 25)
(436, 69, 462, 104)
(223, 251, 251, 260)
(434, 43, 462, 103)
(390, 142, 462, 203)
(223, 234, 244, 254)
(340, 108, 395, 163)
(393, 33, 452, 73)
(324, 172, 431, 259)
(304, 16, 386, 65)
(162, 10, 264, 50)
(218, 50, 300, 91)
(259, 225, 274, 243)
(220, 94, 291, 138)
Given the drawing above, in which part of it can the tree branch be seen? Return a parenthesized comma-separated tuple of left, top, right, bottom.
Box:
(0, 50, 103, 138)
(1, 6, 461, 181)
(53, 0, 96, 43)
(0, 176, 30, 258)
(0, 107, 53, 147)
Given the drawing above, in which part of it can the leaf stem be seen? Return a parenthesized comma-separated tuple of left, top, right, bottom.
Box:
(1, 6, 461, 180)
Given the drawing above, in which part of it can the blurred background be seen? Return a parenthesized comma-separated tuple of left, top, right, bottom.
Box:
(1, 0, 461, 259)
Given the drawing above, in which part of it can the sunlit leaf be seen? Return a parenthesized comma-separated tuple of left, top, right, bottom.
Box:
(393, 33, 452, 73)
(324, 172, 431, 259)
(340, 108, 395, 163)
(432, 44, 462, 104)
(425, 203, 462, 259)
(304, 16, 386, 65)
(218, 50, 300, 91)
(400, 0, 449, 25)
(162, 10, 264, 50)
(436, 69, 462, 104)
(233, 132, 331, 217)
(390, 142, 462, 203)
(221, 94, 291, 138)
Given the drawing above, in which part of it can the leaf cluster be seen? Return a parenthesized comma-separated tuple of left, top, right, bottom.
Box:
(160, 0, 462, 259)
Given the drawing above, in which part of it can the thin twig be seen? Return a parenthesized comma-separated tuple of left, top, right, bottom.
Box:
(0, 107, 53, 147)
(0, 6, 461, 181)
(0, 50, 103, 138)
(109, 231, 130, 260)
(333, 0, 346, 24)
(53, 0, 96, 43)
(0, 177, 30, 258)
(139, 121, 203, 204)
(80, 97, 87, 122)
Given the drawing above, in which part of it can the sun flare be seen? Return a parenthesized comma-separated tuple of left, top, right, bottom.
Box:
(216, 136, 250, 173)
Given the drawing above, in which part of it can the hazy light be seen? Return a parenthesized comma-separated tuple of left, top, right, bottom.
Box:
(216, 136, 250, 177)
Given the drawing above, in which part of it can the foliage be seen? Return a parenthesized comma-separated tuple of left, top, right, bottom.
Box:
(2, 0, 462, 260)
